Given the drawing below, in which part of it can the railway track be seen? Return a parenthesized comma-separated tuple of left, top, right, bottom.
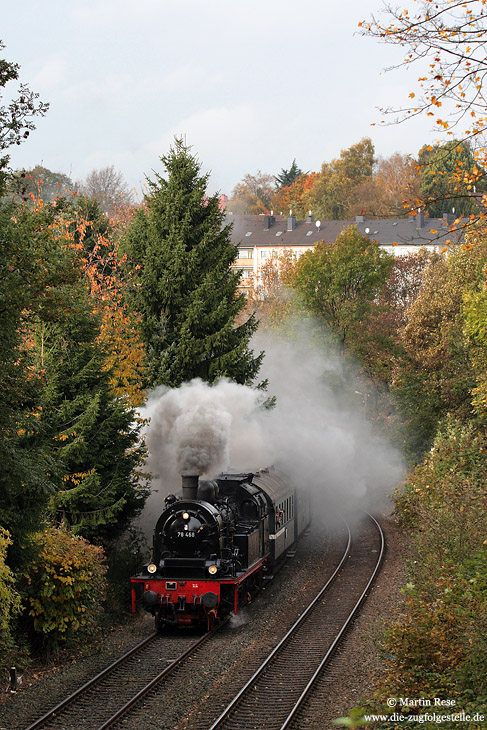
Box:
(24, 624, 225, 730)
(204, 511, 385, 730)
(20, 513, 382, 730)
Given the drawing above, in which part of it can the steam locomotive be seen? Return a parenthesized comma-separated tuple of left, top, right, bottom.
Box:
(130, 469, 310, 630)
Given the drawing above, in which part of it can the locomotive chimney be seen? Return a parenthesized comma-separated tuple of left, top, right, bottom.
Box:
(181, 474, 199, 500)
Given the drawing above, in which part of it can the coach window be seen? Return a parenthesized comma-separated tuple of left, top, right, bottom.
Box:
(276, 503, 284, 529)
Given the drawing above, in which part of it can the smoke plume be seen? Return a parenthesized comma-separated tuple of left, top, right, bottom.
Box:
(138, 319, 405, 534)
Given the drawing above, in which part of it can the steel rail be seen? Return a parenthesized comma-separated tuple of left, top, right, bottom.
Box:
(24, 632, 159, 730)
(96, 617, 229, 730)
(207, 517, 353, 730)
(279, 511, 385, 730)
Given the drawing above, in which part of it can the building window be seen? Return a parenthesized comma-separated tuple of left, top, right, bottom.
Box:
(260, 250, 268, 259)
(238, 248, 252, 259)
(239, 268, 253, 279)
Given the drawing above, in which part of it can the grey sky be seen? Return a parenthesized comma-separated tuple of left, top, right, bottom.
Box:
(3, 0, 437, 200)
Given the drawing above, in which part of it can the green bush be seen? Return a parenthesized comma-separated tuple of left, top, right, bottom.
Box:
(394, 418, 487, 537)
(370, 419, 487, 724)
(0, 528, 22, 666)
(22, 526, 107, 648)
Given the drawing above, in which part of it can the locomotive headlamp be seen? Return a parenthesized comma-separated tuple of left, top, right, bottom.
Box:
(182, 512, 190, 521)
(208, 564, 218, 575)
(147, 563, 157, 574)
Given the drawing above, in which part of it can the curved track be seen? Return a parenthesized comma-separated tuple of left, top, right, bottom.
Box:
(23, 512, 383, 730)
(206, 512, 384, 730)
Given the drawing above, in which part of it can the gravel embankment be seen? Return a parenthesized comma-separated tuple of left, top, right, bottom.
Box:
(0, 513, 407, 730)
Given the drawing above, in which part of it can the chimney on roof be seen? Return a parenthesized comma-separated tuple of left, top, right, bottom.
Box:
(415, 209, 424, 229)
(263, 213, 275, 229)
(287, 210, 296, 231)
(306, 210, 314, 223)
(356, 214, 366, 223)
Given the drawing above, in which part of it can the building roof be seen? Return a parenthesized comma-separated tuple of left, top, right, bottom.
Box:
(224, 213, 466, 249)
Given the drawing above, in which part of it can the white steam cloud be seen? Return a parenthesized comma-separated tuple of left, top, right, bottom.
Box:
(138, 321, 405, 536)
(144, 378, 271, 483)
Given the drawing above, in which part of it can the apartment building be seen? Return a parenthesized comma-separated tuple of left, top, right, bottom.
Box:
(226, 212, 465, 293)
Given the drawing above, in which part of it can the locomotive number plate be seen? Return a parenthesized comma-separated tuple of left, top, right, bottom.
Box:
(177, 531, 196, 538)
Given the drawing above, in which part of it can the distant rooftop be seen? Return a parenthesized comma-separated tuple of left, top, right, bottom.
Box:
(224, 212, 465, 249)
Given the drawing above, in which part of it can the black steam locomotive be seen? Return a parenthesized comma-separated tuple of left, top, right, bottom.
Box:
(131, 469, 310, 630)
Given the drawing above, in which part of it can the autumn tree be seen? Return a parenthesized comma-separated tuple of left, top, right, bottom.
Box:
(22, 527, 107, 648)
(0, 41, 49, 190)
(349, 249, 440, 390)
(122, 139, 263, 388)
(287, 225, 393, 353)
(360, 2, 487, 226)
(350, 152, 420, 218)
(72, 197, 148, 406)
(77, 165, 134, 215)
(270, 172, 318, 219)
(306, 138, 375, 219)
(0, 528, 21, 663)
(0, 190, 149, 563)
(456, 224, 487, 420)
(5, 165, 74, 204)
(393, 240, 487, 455)
(418, 139, 484, 217)
(361, 1, 487, 137)
(228, 170, 275, 214)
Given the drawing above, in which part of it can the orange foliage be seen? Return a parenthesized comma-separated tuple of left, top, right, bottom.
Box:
(360, 1, 487, 234)
(73, 212, 147, 406)
(270, 173, 318, 219)
(26, 195, 147, 406)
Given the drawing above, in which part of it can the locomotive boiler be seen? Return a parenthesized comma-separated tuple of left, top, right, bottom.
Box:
(130, 469, 310, 630)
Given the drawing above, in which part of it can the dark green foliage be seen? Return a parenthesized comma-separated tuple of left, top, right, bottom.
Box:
(0, 528, 22, 665)
(0, 196, 148, 561)
(418, 140, 485, 218)
(376, 421, 487, 711)
(274, 159, 304, 189)
(33, 295, 148, 542)
(288, 225, 393, 353)
(123, 138, 262, 388)
(0, 200, 78, 566)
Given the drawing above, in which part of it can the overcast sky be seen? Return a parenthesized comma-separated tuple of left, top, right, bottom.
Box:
(2, 0, 438, 201)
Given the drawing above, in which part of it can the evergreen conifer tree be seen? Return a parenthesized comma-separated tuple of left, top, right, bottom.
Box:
(123, 139, 262, 387)
(33, 292, 149, 542)
(274, 159, 304, 189)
